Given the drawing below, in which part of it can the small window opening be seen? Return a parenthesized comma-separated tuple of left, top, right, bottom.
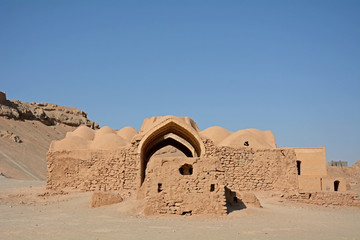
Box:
(296, 161, 301, 175)
(334, 180, 340, 192)
(320, 178, 323, 191)
(181, 210, 192, 216)
(233, 196, 238, 203)
(210, 184, 215, 192)
(158, 183, 163, 193)
(179, 164, 193, 175)
(244, 141, 249, 146)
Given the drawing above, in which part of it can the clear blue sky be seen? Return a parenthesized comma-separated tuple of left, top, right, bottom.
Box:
(1, 0, 359, 165)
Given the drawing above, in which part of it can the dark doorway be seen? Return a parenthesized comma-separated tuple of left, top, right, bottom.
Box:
(296, 161, 301, 175)
(334, 180, 340, 191)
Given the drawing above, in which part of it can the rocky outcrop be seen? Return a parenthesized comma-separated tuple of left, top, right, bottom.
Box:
(0, 94, 99, 129)
(0, 91, 100, 180)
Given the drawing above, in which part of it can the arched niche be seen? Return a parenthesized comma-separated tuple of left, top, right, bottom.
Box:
(138, 119, 205, 186)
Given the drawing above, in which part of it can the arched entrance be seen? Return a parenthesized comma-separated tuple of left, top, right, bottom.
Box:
(138, 119, 204, 186)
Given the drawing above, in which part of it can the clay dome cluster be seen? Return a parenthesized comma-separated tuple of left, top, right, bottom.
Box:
(50, 115, 277, 151)
(49, 126, 138, 151)
(201, 126, 276, 149)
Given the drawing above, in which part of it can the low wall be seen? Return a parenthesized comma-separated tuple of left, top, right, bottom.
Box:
(287, 191, 360, 207)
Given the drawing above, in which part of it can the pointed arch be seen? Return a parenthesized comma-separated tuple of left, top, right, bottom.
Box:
(138, 119, 205, 185)
(145, 133, 195, 159)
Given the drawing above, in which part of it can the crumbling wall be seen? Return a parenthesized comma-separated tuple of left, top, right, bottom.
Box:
(143, 157, 227, 215)
(46, 147, 139, 193)
(203, 139, 298, 192)
(287, 192, 360, 207)
(47, 138, 299, 197)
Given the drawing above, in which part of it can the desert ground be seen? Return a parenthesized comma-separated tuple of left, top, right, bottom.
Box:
(1, 177, 359, 240)
(1, 96, 360, 239)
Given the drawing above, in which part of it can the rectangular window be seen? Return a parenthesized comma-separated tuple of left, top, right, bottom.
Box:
(158, 183, 163, 193)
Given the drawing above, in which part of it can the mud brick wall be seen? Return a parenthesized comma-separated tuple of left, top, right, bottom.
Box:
(287, 192, 360, 207)
(203, 139, 299, 192)
(47, 138, 299, 195)
(47, 147, 139, 192)
(143, 157, 227, 215)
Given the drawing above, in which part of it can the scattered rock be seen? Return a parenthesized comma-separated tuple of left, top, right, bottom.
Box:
(37, 190, 68, 197)
(0, 130, 22, 143)
(13, 135, 22, 143)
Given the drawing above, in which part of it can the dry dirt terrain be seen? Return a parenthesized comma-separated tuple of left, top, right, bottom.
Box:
(1, 177, 359, 240)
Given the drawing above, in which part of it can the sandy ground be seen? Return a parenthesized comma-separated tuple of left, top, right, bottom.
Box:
(1, 177, 360, 240)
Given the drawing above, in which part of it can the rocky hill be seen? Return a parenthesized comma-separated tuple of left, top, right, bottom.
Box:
(0, 91, 99, 180)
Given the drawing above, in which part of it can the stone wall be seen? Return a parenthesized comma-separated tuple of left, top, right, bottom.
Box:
(47, 139, 299, 196)
(287, 192, 360, 207)
(143, 157, 227, 215)
(47, 147, 139, 194)
(203, 139, 299, 192)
